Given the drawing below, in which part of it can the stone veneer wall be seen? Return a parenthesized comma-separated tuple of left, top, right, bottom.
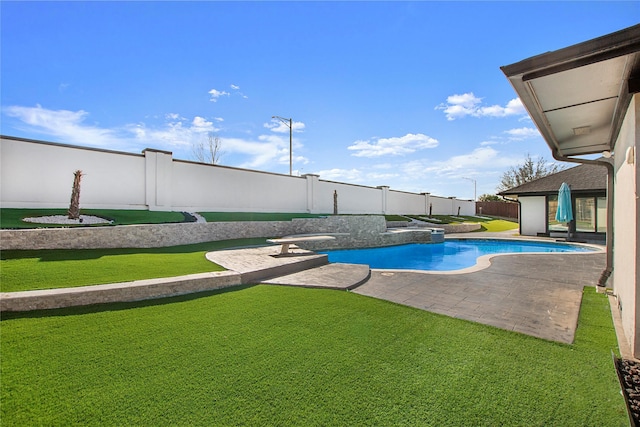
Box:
(1, 215, 436, 251)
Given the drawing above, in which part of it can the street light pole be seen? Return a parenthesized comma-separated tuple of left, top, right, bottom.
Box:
(272, 116, 293, 176)
(463, 177, 477, 201)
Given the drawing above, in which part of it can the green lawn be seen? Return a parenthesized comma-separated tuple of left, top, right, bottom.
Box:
(0, 208, 188, 229)
(402, 214, 519, 232)
(474, 219, 519, 233)
(0, 287, 626, 426)
(0, 209, 331, 229)
(198, 212, 328, 222)
(0, 238, 267, 292)
(0, 215, 518, 293)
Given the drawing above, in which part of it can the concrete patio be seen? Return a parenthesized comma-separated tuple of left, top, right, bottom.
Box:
(353, 251, 605, 344)
(1, 235, 612, 348)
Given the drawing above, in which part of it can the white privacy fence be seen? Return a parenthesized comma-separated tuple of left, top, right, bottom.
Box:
(0, 136, 475, 215)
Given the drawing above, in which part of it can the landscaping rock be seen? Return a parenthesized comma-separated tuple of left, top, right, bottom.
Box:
(615, 356, 640, 426)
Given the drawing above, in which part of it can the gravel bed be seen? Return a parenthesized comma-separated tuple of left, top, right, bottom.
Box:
(22, 215, 113, 225)
(615, 356, 640, 426)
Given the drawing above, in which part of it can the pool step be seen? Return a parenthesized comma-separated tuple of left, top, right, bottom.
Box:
(262, 263, 371, 291)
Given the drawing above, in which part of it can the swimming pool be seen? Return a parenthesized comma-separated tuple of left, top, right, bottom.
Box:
(319, 239, 597, 272)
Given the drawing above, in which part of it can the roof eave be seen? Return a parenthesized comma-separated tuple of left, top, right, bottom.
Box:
(501, 24, 640, 158)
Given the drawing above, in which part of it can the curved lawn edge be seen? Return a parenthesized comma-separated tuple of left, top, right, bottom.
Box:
(0, 271, 241, 312)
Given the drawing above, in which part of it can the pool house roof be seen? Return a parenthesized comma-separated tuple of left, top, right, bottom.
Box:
(499, 163, 607, 196)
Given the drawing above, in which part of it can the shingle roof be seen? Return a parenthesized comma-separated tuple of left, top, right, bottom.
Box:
(498, 163, 607, 196)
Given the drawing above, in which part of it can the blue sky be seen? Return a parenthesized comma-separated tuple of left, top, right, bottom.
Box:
(2, 1, 638, 200)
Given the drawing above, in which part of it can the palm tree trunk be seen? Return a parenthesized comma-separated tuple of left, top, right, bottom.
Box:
(68, 170, 83, 220)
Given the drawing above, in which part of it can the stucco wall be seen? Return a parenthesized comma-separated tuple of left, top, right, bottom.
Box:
(1, 138, 147, 209)
(0, 136, 474, 216)
(519, 196, 546, 236)
(612, 94, 640, 356)
(171, 160, 308, 213)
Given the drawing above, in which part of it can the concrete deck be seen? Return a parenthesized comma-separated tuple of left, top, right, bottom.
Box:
(213, 236, 607, 344)
(2, 236, 612, 347)
(353, 252, 605, 344)
(207, 245, 370, 290)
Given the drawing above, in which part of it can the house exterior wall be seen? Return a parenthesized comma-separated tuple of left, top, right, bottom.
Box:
(518, 196, 546, 236)
(613, 94, 640, 357)
(0, 136, 474, 216)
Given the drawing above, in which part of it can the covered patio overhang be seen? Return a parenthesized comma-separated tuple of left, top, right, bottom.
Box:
(500, 24, 640, 288)
(501, 24, 640, 158)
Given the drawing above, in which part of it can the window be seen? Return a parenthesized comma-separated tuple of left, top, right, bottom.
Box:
(575, 197, 596, 232)
(548, 194, 607, 233)
(548, 195, 567, 232)
(597, 197, 607, 233)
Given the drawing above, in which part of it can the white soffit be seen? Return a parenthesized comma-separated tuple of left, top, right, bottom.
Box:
(501, 24, 640, 157)
(528, 57, 627, 112)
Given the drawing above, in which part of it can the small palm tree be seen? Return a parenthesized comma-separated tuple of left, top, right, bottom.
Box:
(68, 170, 83, 220)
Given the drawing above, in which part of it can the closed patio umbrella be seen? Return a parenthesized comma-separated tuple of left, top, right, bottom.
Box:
(555, 182, 573, 236)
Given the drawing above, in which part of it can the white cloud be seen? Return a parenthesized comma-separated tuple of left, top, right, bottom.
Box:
(166, 112, 183, 120)
(504, 127, 540, 140)
(3, 104, 224, 152)
(436, 92, 526, 120)
(264, 118, 306, 133)
(191, 116, 215, 131)
(219, 135, 288, 169)
(367, 172, 400, 181)
(228, 84, 248, 99)
(208, 88, 230, 102)
(399, 146, 522, 181)
(348, 133, 438, 158)
(3, 104, 122, 147)
(3, 104, 311, 172)
(315, 168, 363, 182)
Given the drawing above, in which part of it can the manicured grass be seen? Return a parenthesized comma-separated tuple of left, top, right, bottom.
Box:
(474, 219, 519, 233)
(198, 212, 328, 222)
(0, 238, 267, 292)
(384, 214, 411, 222)
(0, 287, 626, 426)
(0, 208, 188, 229)
(0, 209, 332, 228)
(405, 214, 519, 232)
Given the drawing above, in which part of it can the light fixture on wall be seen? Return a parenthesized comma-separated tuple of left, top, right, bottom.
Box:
(626, 146, 636, 165)
(572, 126, 591, 136)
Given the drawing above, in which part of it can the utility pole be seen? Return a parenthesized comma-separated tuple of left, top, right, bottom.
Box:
(272, 116, 293, 175)
(463, 177, 477, 201)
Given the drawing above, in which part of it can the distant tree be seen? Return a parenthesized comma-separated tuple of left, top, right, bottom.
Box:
(192, 134, 222, 164)
(497, 154, 564, 192)
(478, 194, 501, 202)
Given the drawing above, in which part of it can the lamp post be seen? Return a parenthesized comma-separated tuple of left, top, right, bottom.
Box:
(463, 177, 477, 201)
(272, 115, 293, 176)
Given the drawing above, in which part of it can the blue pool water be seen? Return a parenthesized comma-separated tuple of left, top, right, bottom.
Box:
(319, 239, 595, 271)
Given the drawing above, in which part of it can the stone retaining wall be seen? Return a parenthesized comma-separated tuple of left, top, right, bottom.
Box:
(0, 271, 242, 312)
(296, 229, 433, 251)
(0, 215, 462, 251)
(385, 221, 482, 234)
(0, 215, 399, 250)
